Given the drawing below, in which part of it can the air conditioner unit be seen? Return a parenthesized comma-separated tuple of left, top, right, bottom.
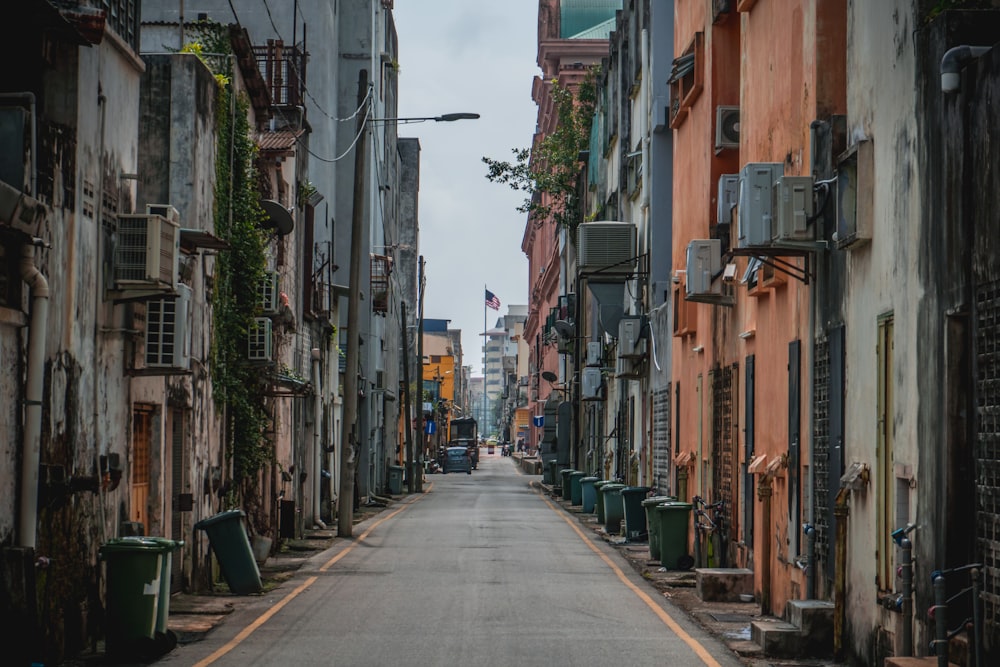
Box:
(737, 162, 783, 248)
(616, 355, 644, 380)
(715, 106, 740, 151)
(586, 341, 603, 367)
(577, 221, 637, 274)
(258, 271, 280, 314)
(248, 317, 273, 361)
(113, 213, 180, 292)
(145, 284, 192, 369)
(581, 367, 603, 401)
(773, 175, 815, 244)
(716, 173, 739, 225)
(618, 317, 644, 358)
(146, 203, 180, 225)
(685, 239, 722, 297)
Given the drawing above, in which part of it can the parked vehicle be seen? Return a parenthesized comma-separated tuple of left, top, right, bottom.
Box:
(449, 416, 479, 469)
(443, 446, 472, 474)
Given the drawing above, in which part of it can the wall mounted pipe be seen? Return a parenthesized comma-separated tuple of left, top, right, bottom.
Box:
(18, 242, 49, 549)
(941, 45, 991, 93)
(312, 348, 326, 529)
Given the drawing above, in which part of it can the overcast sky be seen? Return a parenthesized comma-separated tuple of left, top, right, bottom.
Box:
(393, 1, 539, 376)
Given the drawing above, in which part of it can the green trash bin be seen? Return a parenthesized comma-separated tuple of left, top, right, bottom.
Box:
(620, 486, 651, 541)
(559, 468, 576, 500)
(580, 476, 600, 513)
(655, 501, 693, 570)
(642, 496, 676, 561)
(545, 459, 559, 486)
(388, 464, 404, 495)
(99, 538, 170, 657)
(568, 471, 586, 506)
(139, 536, 184, 634)
(594, 481, 614, 524)
(194, 509, 263, 594)
(601, 483, 627, 535)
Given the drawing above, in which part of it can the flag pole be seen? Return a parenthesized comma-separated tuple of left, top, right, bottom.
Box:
(483, 284, 487, 438)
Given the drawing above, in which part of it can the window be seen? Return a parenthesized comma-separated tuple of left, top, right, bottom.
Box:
(669, 32, 704, 129)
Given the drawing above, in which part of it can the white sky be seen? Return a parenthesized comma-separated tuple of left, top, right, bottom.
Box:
(393, 1, 539, 376)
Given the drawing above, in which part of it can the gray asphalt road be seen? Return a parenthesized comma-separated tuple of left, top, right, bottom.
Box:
(160, 455, 745, 667)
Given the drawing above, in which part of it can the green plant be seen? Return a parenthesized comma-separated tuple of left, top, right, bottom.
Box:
(193, 20, 272, 491)
(482, 69, 597, 231)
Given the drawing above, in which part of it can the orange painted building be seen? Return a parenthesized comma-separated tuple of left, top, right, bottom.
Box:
(671, 2, 845, 616)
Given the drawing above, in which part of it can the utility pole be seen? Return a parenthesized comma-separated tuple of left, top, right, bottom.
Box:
(415, 256, 425, 492)
(402, 301, 414, 493)
(338, 69, 368, 538)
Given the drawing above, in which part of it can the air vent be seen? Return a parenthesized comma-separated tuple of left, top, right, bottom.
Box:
(113, 213, 180, 293)
(577, 221, 637, 274)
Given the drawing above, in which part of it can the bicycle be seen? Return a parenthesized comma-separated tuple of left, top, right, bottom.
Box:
(692, 496, 726, 569)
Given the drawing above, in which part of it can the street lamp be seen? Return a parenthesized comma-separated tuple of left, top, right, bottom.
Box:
(371, 112, 480, 125)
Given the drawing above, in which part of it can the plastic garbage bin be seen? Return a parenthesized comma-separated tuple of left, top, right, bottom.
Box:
(594, 481, 614, 524)
(620, 486, 651, 541)
(655, 501, 693, 569)
(568, 471, 586, 506)
(545, 459, 559, 486)
(559, 468, 576, 500)
(99, 538, 169, 657)
(580, 476, 600, 513)
(388, 464, 404, 495)
(194, 509, 263, 594)
(601, 483, 627, 535)
(139, 537, 184, 634)
(642, 496, 676, 561)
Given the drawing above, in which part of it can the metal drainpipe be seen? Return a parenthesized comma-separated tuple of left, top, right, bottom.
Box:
(804, 523, 816, 599)
(18, 242, 49, 549)
(833, 486, 851, 660)
(940, 45, 991, 93)
(899, 536, 913, 657)
(312, 348, 326, 529)
(758, 476, 773, 615)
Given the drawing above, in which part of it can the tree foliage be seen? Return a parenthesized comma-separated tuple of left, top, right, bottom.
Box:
(482, 70, 597, 230)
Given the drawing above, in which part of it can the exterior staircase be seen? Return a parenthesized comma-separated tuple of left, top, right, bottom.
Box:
(750, 599, 835, 657)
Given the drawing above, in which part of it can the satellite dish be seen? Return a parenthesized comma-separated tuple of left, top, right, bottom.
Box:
(260, 199, 294, 236)
(541, 370, 559, 383)
(553, 319, 576, 339)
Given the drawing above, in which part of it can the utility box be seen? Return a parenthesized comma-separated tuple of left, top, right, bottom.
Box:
(737, 162, 783, 248)
(773, 175, 815, 244)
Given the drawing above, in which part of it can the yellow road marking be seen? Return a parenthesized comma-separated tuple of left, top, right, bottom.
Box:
(193, 490, 428, 667)
(538, 489, 723, 667)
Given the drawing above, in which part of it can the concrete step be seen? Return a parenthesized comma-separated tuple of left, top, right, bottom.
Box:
(787, 598, 834, 637)
(750, 618, 802, 657)
(884, 658, 958, 667)
(696, 567, 754, 602)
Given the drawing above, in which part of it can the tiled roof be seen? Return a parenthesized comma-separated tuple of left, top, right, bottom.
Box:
(256, 130, 302, 152)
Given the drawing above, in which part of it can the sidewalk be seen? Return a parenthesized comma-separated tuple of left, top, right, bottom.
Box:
(533, 477, 848, 667)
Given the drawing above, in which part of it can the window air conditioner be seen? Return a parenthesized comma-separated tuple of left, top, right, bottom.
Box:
(577, 221, 637, 274)
(248, 317, 273, 361)
(113, 213, 180, 292)
(145, 284, 192, 369)
(715, 106, 739, 151)
(737, 162, 783, 248)
(586, 341, 603, 367)
(685, 239, 722, 297)
(258, 271, 280, 314)
(581, 367, 603, 401)
(773, 175, 815, 244)
(616, 355, 644, 380)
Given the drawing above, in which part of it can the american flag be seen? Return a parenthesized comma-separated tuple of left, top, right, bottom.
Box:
(485, 289, 501, 311)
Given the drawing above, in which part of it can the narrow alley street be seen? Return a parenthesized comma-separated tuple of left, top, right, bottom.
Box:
(153, 456, 747, 667)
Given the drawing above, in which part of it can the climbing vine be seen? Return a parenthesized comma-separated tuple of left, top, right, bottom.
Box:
(482, 69, 597, 231)
(186, 21, 271, 490)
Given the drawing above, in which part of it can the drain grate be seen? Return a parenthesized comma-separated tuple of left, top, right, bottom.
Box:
(709, 612, 752, 623)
